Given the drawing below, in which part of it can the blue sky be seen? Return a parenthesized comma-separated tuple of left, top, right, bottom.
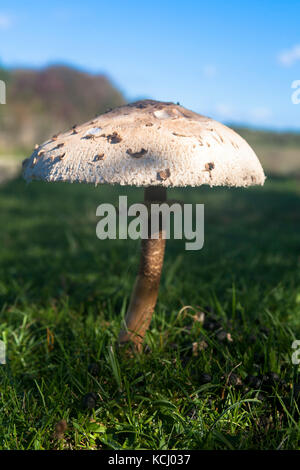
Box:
(0, 0, 300, 130)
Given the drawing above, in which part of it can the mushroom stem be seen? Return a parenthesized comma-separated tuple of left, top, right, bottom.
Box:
(118, 186, 167, 351)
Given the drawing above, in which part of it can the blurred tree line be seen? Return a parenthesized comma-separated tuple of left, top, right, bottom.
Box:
(0, 64, 125, 153)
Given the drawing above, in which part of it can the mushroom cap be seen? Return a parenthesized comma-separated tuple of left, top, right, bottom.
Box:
(22, 100, 265, 187)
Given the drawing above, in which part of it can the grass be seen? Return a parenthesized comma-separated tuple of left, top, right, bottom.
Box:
(236, 129, 300, 177)
(0, 174, 300, 450)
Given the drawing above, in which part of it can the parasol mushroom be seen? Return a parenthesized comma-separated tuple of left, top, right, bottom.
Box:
(22, 99, 265, 351)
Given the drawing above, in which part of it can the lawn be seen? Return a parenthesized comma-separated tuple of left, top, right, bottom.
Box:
(0, 172, 299, 449)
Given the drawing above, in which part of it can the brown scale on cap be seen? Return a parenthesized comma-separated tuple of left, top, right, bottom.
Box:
(205, 162, 215, 171)
(212, 135, 222, 144)
(106, 132, 122, 144)
(135, 102, 148, 109)
(51, 134, 58, 141)
(94, 153, 105, 161)
(38, 150, 44, 157)
(126, 148, 148, 158)
(53, 143, 65, 151)
(58, 152, 66, 160)
(172, 132, 188, 137)
(204, 162, 215, 180)
(83, 134, 98, 141)
(217, 132, 224, 143)
(157, 168, 171, 181)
